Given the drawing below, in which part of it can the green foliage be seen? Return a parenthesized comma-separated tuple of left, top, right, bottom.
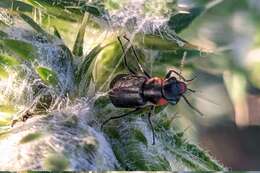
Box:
(24, 0, 81, 22)
(93, 40, 124, 90)
(81, 4, 105, 17)
(35, 66, 58, 86)
(0, 54, 19, 66)
(0, 39, 38, 61)
(168, 6, 204, 33)
(76, 44, 103, 95)
(0, 0, 33, 12)
(72, 13, 88, 56)
(133, 33, 202, 51)
(19, 13, 47, 35)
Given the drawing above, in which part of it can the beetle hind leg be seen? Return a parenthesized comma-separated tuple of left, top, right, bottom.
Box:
(101, 108, 140, 129)
(148, 106, 156, 145)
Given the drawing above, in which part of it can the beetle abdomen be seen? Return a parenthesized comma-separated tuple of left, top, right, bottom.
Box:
(109, 74, 147, 108)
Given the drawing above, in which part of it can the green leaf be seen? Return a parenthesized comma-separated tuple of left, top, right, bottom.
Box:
(168, 7, 205, 33)
(35, 66, 58, 86)
(0, 54, 19, 66)
(93, 40, 124, 90)
(107, 124, 172, 171)
(133, 33, 201, 51)
(133, 129, 148, 147)
(19, 13, 47, 35)
(76, 44, 103, 95)
(25, 0, 81, 22)
(72, 13, 89, 56)
(1, 39, 38, 61)
(157, 127, 224, 171)
(19, 132, 42, 144)
(0, 0, 33, 12)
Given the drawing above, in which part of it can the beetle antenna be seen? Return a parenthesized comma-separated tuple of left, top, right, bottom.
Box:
(179, 51, 187, 80)
(117, 37, 136, 75)
(182, 95, 204, 116)
(122, 35, 151, 78)
(187, 88, 196, 93)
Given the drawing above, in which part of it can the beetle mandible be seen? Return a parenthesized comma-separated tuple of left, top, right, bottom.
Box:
(101, 36, 203, 145)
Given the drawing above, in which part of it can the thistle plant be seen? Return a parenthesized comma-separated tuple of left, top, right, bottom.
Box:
(0, 0, 227, 171)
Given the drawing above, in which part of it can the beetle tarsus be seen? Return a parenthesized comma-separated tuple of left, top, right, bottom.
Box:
(101, 108, 140, 129)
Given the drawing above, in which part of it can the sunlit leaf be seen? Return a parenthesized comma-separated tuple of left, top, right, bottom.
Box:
(1, 39, 38, 61)
(0, 54, 19, 66)
(35, 66, 58, 86)
(72, 13, 88, 56)
(93, 40, 124, 90)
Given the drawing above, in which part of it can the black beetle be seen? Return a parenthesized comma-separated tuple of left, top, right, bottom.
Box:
(101, 36, 202, 144)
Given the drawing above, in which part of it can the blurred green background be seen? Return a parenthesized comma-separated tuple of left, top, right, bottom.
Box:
(177, 0, 260, 169)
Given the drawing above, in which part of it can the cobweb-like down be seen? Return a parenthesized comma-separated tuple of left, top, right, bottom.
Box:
(106, 0, 177, 35)
(0, 10, 122, 169)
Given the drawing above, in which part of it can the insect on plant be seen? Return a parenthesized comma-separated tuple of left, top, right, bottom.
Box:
(101, 36, 203, 145)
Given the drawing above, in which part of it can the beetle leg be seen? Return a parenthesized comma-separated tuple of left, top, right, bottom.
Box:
(165, 69, 196, 82)
(182, 95, 204, 116)
(123, 35, 151, 78)
(117, 37, 137, 75)
(101, 108, 140, 129)
(148, 106, 156, 145)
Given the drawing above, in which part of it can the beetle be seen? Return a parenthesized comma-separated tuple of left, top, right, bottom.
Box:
(101, 36, 203, 145)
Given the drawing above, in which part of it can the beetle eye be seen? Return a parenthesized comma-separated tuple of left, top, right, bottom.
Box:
(165, 77, 177, 84)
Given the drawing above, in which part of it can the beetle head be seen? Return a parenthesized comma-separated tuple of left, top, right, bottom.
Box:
(162, 77, 187, 104)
